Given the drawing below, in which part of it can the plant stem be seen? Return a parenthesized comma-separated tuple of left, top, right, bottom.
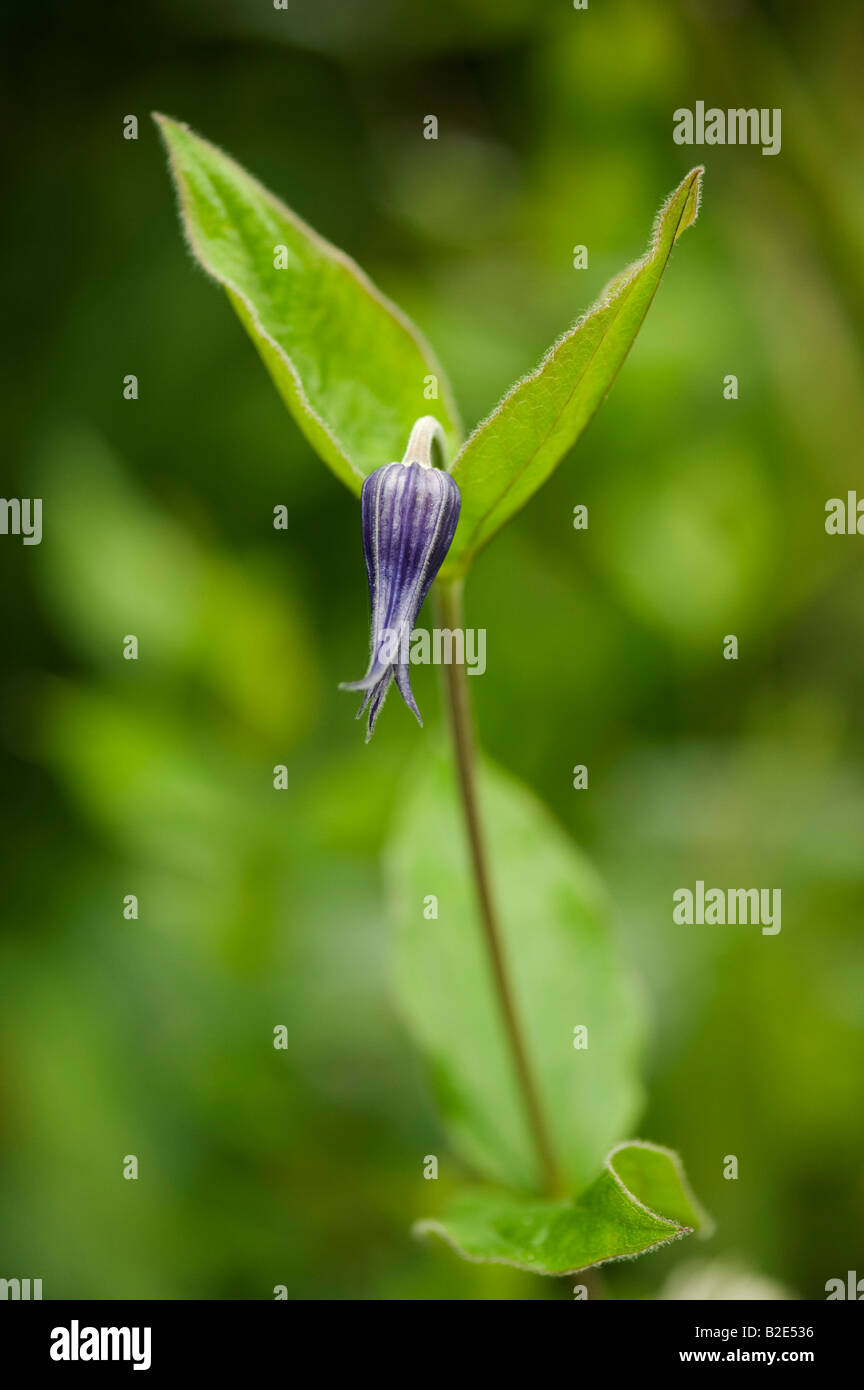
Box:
(435, 578, 560, 1198)
(401, 415, 447, 469)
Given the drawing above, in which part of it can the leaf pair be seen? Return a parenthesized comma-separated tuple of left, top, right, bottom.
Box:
(388, 750, 709, 1275)
(155, 114, 701, 577)
(156, 116, 709, 1277)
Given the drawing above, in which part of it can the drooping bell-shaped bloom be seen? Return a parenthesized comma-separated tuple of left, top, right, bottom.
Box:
(340, 418, 461, 740)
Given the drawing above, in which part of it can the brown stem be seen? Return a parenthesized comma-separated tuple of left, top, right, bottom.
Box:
(435, 578, 560, 1198)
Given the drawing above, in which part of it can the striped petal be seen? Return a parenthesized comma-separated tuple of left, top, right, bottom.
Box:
(341, 456, 460, 739)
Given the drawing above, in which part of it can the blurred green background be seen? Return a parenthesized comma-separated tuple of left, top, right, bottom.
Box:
(2, 0, 863, 1299)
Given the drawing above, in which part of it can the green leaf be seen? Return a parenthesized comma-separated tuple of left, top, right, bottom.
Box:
(416, 1141, 711, 1276)
(154, 114, 462, 491)
(443, 167, 703, 577)
(386, 749, 643, 1194)
(32, 429, 319, 747)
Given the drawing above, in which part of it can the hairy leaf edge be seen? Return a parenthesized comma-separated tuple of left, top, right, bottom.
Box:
(413, 1139, 714, 1277)
(153, 113, 464, 491)
(446, 167, 703, 568)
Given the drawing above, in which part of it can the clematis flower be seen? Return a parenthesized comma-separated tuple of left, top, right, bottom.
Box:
(340, 417, 461, 740)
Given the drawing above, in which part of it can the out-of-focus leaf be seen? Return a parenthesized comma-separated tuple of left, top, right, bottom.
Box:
(443, 167, 703, 576)
(154, 114, 462, 489)
(40, 684, 261, 877)
(34, 430, 319, 745)
(597, 438, 776, 649)
(660, 1256, 793, 1301)
(386, 749, 643, 1193)
(416, 1141, 709, 1275)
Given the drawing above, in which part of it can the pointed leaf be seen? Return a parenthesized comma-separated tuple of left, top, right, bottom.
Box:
(154, 114, 462, 490)
(386, 749, 643, 1193)
(416, 1141, 711, 1276)
(443, 167, 703, 576)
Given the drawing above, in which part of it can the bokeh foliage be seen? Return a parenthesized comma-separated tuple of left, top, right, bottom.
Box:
(1, 0, 863, 1298)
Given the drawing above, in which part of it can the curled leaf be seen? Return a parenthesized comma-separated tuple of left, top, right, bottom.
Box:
(415, 1140, 711, 1276)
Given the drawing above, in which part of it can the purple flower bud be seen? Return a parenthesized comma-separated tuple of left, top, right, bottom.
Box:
(341, 421, 461, 740)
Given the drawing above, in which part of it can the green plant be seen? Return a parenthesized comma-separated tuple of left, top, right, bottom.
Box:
(157, 113, 708, 1279)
